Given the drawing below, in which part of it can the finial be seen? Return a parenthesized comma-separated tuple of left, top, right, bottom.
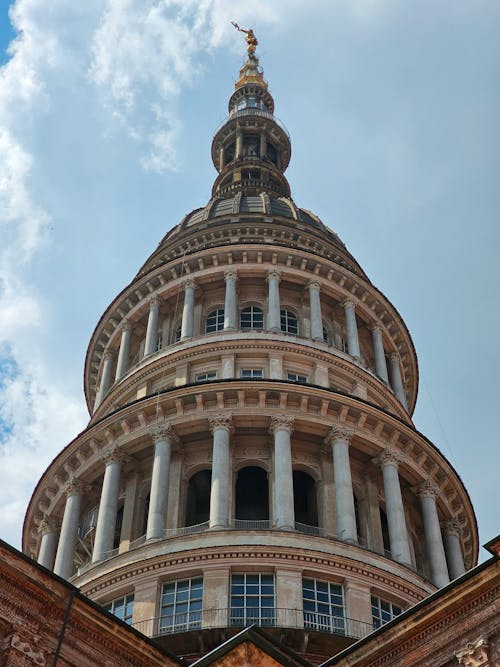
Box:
(231, 22, 258, 55)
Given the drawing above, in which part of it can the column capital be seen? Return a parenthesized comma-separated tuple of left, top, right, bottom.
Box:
(443, 516, 463, 537)
(102, 350, 114, 362)
(374, 447, 405, 468)
(370, 322, 382, 334)
(455, 636, 489, 667)
(121, 319, 133, 333)
(325, 425, 353, 446)
(38, 515, 58, 534)
(343, 298, 357, 310)
(266, 268, 282, 284)
(307, 279, 321, 291)
(413, 478, 441, 499)
(63, 477, 84, 497)
(101, 445, 129, 467)
(388, 351, 401, 363)
(269, 414, 295, 435)
(151, 422, 180, 446)
(208, 413, 233, 434)
(224, 269, 238, 282)
(184, 278, 197, 290)
(148, 295, 161, 308)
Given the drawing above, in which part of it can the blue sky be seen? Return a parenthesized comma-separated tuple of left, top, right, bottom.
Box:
(0, 1, 498, 560)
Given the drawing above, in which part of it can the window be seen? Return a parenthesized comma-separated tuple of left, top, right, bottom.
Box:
(174, 327, 181, 343)
(322, 327, 329, 344)
(103, 593, 134, 625)
(159, 578, 203, 634)
(230, 574, 275, 627)
(155, 334, 163, 352)
(303, 579, 345, 634)
(240, 369, 263, 379)
(205, 309, 225, 333)
(371, 595, 402, 629)
(240, 306, 264, 330)
(196, 372, 217, 383)
(287, 373, 307, 384)
(280, 310, 298, 334)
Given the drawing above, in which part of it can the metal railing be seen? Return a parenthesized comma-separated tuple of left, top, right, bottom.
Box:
(213, 108, 290, 139)
(132, 608, 373, 640)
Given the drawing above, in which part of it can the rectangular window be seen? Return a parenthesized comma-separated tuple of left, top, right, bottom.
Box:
(302, 579, 345, 634)
(103, 593, 134, 625)
(371, 595, 402, 629)
(230, 574, 275, 627)
(287, 373, 307, 384)
(159, 578, 203, 634)
(196, 372, 217, 383)
(240, 369, 263, 379)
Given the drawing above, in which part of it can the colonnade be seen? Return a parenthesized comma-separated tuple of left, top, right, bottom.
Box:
(94, 272, 409, 411)
(38, 418, 465, 588)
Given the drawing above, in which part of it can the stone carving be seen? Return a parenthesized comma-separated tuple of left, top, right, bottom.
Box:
(101, 445, 129, 466)
(208, 413, 233, 433)
(266, 268, 282, 283)
(455, 636, 489, 666)
(269, 414, 295, 434)
(151, 422, 179, 445)
(414, 478, 441, 499)
(443, 516, 463, 537)
(63, 477, 83, 496)
(342, 298, 356, 310)
(325, 425, 354, 446)
(10, 634, 46, 666)
(224, 269, 238, 281)
(37, 515, 58, 534)
(374, 447, 405, 468)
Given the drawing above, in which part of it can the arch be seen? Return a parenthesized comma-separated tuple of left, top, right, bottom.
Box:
(293, 470, 318, 526)
(280, 309, 298, 334)
(235, 466, 269, 520)
(380, 507, 391, 554)
(185, 470, 212, 526)
(113, 505, 124, 550)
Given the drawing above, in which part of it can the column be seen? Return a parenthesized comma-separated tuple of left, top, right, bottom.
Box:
(37, 516, 59, 571)
(53, 479, 83, 579)
(146, 424, 178, 540)
(94, 351, 114, 410)
(375, 449, 412, 565)
(143, 296, 160, 357)
(92, 448, 126, 563)
(223, 270, 238, 331)
(343, 299, 361, 359)
(267, 269, 281, 332)
(219, 146, 225, 171)
(327, 427, 357, 543)
(235, 128, 243, 158)
(270, 415, 295, 530)
(389, 352, 408, 410)
(308, 280, 323, 341)
(115, 321, 132, 381)
(371, 325, 389, 382)
(260, 132, 267, 158)
(443, 518, 466, 579)
(208, 414, 233, 529)
(180, 280, 196, 340)
(415, 481, 450, 587)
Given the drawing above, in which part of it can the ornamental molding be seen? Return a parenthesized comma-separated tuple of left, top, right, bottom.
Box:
(101, 445, 130, 467)
(455, 636, 489, 667)
(151, 422, 180, 446)
(37, 515, 59, 534)
(342, 298, 357, 310)
(269, 414, 295, 434)
(10, 635, 46, 666)
(307, 279, 321, 291)
(148, 295, 160, 308)
(63, 477, 84, 496)
(413, 478, 442, 499)
(443, 516, 463, 537)
(374, 447, 406, 468)
(224, 269, 238, 281)
(325, 425, 354, 446)
(266, 268, 282, 282)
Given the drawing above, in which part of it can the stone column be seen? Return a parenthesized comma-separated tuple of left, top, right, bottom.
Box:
(375, 449, 412, 566)
(388, 352, 408, 410)
(327, 427, 358, 543)
(115, 321, 132, 381)
(37, 516, 59, 571)
(209, 414, 233, 529)
(270, 415, 295, 530)
(94, 351, 114, 410)
(219, 146, 225, 171)
(223, 270, 238, 331)
(236, 128, 243, 158)
(343, 299, 361, 359)
(443, 518, 466, 579)
(146, 424, 178, 540)
(53, 479, 83, 579)
(92, 448, 126, 563)
(267, 269, 282, 332)
(308, 280, 323, 341)
(415, 481, 450, 587)
(371, 325, 389, 383)
(181, 280, 196, 340)
(143, 296, 160, 357)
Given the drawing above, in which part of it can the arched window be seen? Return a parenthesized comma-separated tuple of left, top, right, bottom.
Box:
(205, 309, 224, 333)
(185, 470, 212, 526)
(235, 467, 269, 521)
(293, 471, 318, 527)
(240, 306, 264, 330)
(280, 309, 298, 334)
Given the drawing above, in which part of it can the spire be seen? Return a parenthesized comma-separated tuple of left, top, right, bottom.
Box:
(210, 26, 291, 199)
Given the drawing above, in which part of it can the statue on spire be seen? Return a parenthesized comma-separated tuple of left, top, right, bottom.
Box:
(231, 22, 258, 55)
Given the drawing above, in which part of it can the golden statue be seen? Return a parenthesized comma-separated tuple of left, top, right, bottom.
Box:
(231, 22, 258, 55)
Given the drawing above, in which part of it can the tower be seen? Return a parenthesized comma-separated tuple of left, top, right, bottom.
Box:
(24, 35, 478, 664)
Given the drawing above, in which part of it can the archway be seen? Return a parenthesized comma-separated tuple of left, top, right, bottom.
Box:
(235, 466, 269, 520)
(185, 470, 212, 526)
(293, 471, 318, 526)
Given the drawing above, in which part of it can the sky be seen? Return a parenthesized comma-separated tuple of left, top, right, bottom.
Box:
(0, 1, 498, 561)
